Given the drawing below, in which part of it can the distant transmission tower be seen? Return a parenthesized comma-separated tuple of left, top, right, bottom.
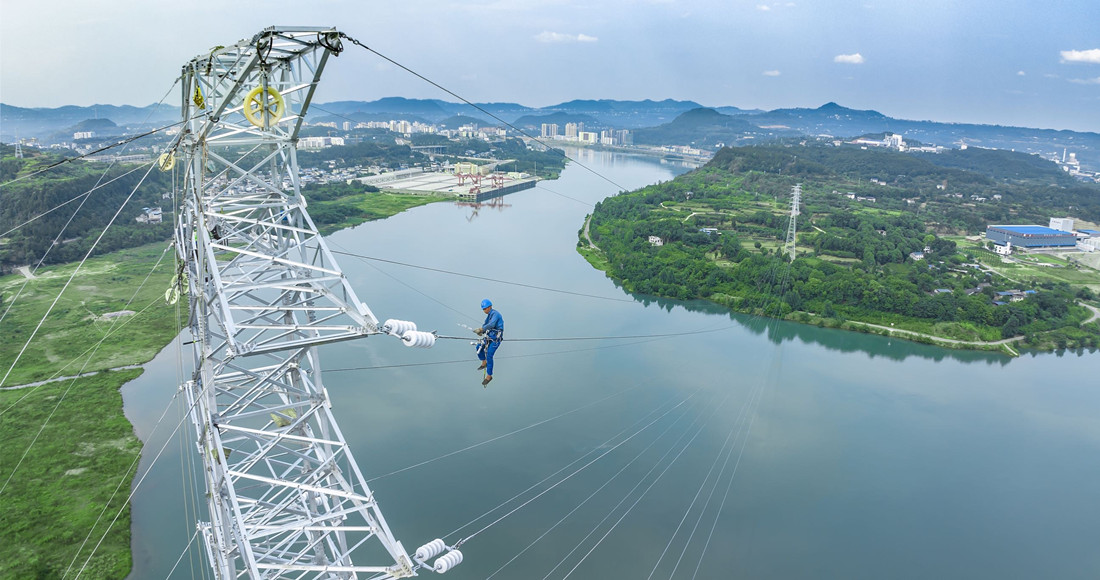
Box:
(169, 27, 458, 579)
(784, 184, 801, 261)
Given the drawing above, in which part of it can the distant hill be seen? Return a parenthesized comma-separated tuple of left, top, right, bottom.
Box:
(3, 97, 1097, 170)
(541, 99, 704, 128)
(0, 103, 176, 140)
(740, 103, 1100, 168)
(632, 108, 792, 148)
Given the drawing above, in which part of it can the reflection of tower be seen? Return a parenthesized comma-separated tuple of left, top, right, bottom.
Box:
(784, 184, 801, 261)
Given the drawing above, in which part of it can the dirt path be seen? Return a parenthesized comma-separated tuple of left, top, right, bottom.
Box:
(583, 214, 599, 250)
(850, 321, 1025, 347)
(15, 265, 36, 279)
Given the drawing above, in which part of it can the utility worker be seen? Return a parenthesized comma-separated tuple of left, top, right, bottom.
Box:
(474, 299, 503, 386)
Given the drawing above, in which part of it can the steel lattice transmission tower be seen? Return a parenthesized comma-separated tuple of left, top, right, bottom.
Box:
(172, 27, 421, 579)
(784, 184, 801, 261)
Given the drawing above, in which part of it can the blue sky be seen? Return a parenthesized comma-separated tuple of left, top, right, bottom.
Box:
(2, 0, 1098, 131)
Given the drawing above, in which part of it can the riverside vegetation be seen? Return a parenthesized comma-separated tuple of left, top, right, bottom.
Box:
(582, 144, 1100, 352)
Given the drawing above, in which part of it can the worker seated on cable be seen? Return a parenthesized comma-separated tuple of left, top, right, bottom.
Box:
(474, 299, 503, 386)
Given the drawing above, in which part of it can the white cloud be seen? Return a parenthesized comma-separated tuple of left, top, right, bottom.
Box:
(763, 70, 781, 76)
(1016, 70, 1026, 76)
(757, 4, 771, 10)
(534, 31, 598, 43)
(1060, 49, 1100, 64)
(834, 53, 864, 64)
(1069, 76, 1100, 85)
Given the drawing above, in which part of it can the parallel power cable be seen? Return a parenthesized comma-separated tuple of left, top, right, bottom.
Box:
(330, 249, 635, 303)
(0, 163, 153, 329)
(366, 385, 637, 483)
(485, 387, 708, 579)
(339, 33, 629, 198)
(71, 389, 203, 579)
(536, 390, 721, 580)
(444, 388, 701, 545)
(556, 389, 735, 580)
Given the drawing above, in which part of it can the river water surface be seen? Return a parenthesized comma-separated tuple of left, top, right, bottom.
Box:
(125, 148, 1100, 579)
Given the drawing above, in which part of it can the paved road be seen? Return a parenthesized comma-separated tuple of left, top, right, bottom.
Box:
(1083, 302, 1100, 324)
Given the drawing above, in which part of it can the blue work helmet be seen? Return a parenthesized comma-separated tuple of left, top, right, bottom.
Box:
(480, 299, 492, 309)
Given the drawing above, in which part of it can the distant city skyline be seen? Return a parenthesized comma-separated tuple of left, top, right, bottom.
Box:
(1, 1, 1098, 132)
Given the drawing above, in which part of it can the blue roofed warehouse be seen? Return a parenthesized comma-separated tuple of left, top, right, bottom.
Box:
(985, 225, 1077, 248)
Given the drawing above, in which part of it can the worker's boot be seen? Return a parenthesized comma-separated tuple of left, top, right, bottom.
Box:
(482, 375, 493, 387)
(477, 361, 487, 370)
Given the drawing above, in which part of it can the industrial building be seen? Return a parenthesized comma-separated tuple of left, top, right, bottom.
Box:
(985, 225, 1078, 248)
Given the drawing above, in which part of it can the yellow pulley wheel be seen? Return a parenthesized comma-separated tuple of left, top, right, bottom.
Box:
(243, 86, 286, 128)
(157, 152, 175, 171)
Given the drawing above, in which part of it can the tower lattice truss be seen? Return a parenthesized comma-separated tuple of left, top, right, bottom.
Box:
(173, 27, 417, 579)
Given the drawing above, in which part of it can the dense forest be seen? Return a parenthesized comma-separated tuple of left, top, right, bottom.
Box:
(586, 144, 1100, 350)
(0, 148, 174, 271)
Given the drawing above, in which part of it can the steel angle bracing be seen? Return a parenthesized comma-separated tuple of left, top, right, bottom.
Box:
(176, 27, 417, 578)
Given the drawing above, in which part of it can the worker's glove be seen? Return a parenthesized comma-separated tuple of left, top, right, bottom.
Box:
(474, 327, 485, 336)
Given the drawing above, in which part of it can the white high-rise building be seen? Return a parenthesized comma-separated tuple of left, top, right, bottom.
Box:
(1050, 217, 1074, 232)
(541, 123, 559, 138)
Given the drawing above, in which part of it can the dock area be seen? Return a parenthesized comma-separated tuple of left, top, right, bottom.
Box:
(351, 169, 538, 202)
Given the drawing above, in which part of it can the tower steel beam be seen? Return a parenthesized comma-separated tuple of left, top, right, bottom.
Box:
(173, 27, 415, 579)
(784, 184, 801, 261)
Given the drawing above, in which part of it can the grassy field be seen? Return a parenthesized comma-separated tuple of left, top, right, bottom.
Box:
(0, 244, 182, 387)
(313, 191, 450, 234)
(0, 370, 143, 579)
(0, 242, 181, 580)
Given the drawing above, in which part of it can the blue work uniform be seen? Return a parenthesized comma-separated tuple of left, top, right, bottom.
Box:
(477, 309, 504, 376)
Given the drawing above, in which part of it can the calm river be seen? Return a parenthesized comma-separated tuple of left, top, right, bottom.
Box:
(125, 148, 1100, 579)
